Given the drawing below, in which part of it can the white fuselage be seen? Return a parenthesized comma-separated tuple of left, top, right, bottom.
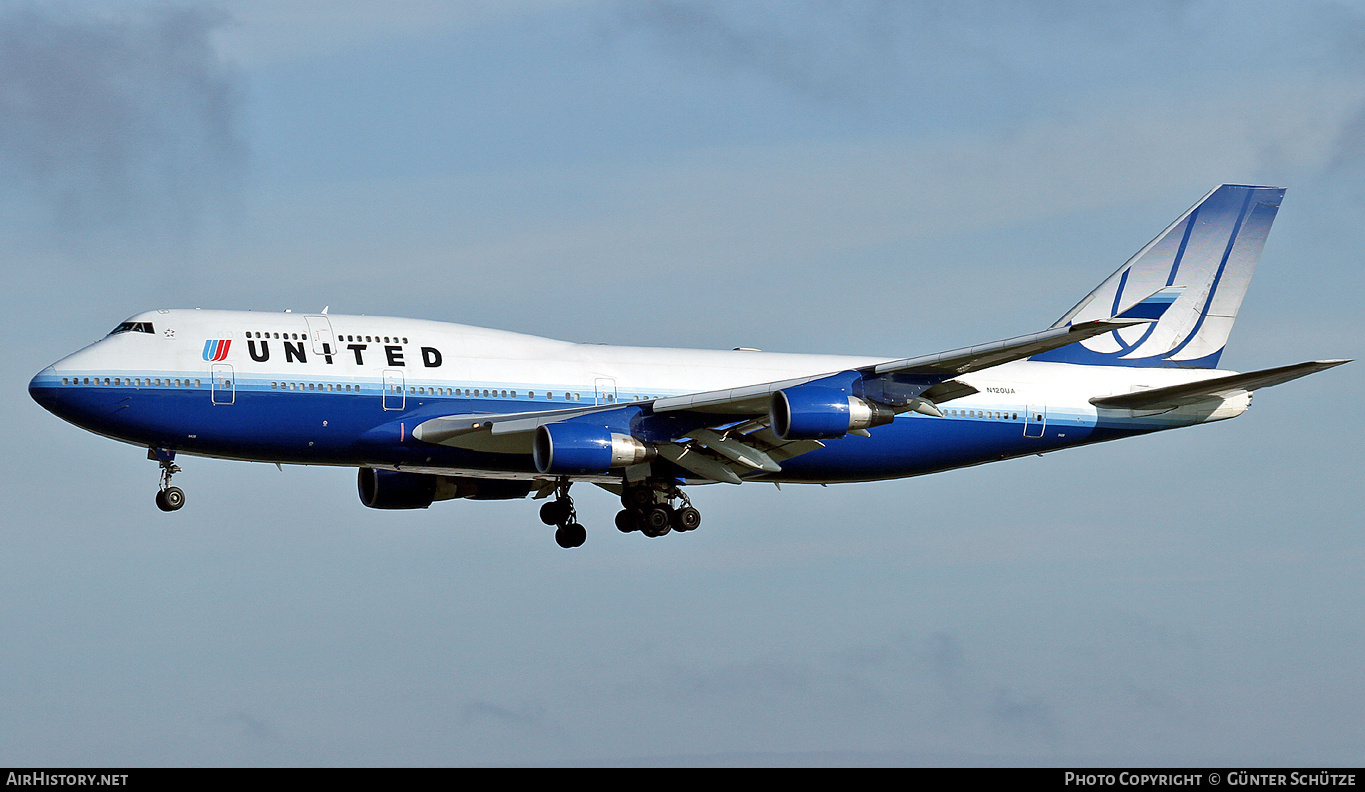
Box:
(31, 309, 1248, 483)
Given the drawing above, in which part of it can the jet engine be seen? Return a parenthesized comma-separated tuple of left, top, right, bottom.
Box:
(357, 468, 533, 509)
(357, 468, 438, 509)
(770, 386, 896, 440)
(533, 422, 655, 475)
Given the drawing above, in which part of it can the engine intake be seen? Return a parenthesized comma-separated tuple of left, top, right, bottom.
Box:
(770, 386, 895, 440)
(533, 423, 655, 474)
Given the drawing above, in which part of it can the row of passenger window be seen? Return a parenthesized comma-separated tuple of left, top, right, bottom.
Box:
(948, 409, 1018, 420)
(273, 382, 360, 392)
(405, 389, 664, 402)
(247, 331, 410, 344)
(269, 384, 672, 402)
(61, 375, 668, 403)
(341, 334, 408, 344)
(270, 384, 594, 401)
(63, 376, 200, 387)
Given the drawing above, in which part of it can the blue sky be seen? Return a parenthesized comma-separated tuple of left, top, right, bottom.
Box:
(2, 0, 1362, 766)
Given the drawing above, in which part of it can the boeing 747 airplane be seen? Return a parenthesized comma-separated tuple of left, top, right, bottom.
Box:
(29, 185, 1348, 547)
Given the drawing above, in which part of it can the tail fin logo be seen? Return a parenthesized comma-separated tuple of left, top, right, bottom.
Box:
(1036, 184, 1285, 369)
(202, 340, 231, 362)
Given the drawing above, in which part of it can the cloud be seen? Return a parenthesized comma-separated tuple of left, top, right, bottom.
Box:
(343, 75, 1361, 272)
(988, 687, 1058, 741)
(604, 0, 1209, 105)
(460, 697, 551, 728)
(608, 0, 893, 102)
(221, 709, 277, 741)
(208, 0, 570, 66)
(0, 4, 245, 243)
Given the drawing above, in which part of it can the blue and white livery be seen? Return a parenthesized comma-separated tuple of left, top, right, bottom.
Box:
(29, 185, 1348, 547)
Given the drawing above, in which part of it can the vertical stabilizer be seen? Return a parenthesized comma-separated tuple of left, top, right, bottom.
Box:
(1033, 184, 1284, 368)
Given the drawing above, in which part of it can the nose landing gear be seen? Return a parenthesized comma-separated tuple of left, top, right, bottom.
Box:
(150, 448, 185, 512)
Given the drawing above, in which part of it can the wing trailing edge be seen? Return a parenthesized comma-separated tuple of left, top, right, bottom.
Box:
(650, 316, 1152, 416)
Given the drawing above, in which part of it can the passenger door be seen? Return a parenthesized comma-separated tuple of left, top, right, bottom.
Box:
(594, 377, 618, 406)
(383, 369, 405, 410)
(304, 315, 335, 357)
(211, 364, 235, 405)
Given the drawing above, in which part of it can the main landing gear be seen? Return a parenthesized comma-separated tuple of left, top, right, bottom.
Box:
(539, 479, 586, 549)
(614, 480, 701, 538)
(536, 478, 704, 548)
(150, 449, 185, 512)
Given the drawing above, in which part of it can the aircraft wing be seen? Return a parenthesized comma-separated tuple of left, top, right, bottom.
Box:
(1089, 359, 1350, 411)
(652, 317, 1152, 416)
(865, 317, 1153, 376)
(412, 316, 1155, 484)
(412, 404, 620, 445)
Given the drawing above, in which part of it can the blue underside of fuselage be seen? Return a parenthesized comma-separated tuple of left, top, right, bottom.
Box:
(29, 379, 1155, 483)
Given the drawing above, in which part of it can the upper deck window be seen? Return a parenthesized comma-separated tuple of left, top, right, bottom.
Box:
(110, 321, 154, 335)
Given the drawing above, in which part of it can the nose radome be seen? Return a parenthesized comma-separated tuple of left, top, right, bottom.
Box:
(29, 366, 59, 412)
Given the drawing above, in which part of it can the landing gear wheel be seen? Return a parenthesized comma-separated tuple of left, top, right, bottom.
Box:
(156, 486, 185, 512)
(540, 500, 571, 526)
(543, 479, 586, 548)
(555, 522, 587, 548)
(674, 506, 701, 532)
(643, 506, 673, 537)
(615, 509, 641, 533)
(152, 452, 184, 513)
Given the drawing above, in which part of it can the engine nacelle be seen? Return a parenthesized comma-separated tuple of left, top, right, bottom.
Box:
(358, 469, 534, 509)
(770, 386, 896, 440)
(533, 422, 655, 475)
(357, 468, 438, 509)
(451, 477, 535, 500)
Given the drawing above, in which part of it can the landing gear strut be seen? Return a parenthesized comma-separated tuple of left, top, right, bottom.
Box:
(150, 449, 185, 512)
(615, 480, 701, 538)
(534, 478, 701, 546)
(539, 479, 585, 548)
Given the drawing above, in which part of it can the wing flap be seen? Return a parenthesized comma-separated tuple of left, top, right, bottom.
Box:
(690, 428, 782, 472)
(412, 403, 640, 455)
(655, 444, 745, 484)
(652, 376, 818, 415)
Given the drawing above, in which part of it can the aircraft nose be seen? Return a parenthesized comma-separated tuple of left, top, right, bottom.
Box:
(29, 365, 124, 433)
(29, 366, 60, 412)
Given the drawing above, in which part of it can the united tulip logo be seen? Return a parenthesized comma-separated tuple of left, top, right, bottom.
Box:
(202, 339, 231, 362)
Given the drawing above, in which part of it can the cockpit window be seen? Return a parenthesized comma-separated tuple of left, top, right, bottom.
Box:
(110, 321, 154, 335)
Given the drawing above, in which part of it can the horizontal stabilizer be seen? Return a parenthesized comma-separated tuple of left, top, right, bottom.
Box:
(1090, 360, 1349, 410)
